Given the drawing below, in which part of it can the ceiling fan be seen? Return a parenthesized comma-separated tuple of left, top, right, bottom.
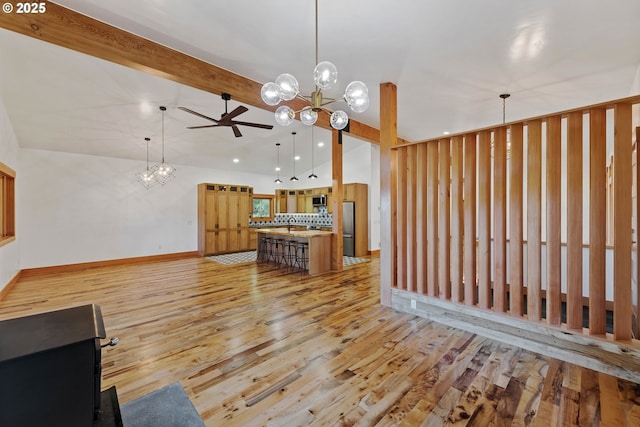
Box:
(178, 93, 273, 137)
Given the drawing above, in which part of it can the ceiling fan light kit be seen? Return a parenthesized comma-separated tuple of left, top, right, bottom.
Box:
(260, 0, 369, 130)
(179, 93, 273, 137)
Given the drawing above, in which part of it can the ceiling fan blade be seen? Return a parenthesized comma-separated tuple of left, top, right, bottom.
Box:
(219, 106, 249, 123)
(231, 125, 242, 138)
(187, 125, 220, 129)
(178, 106, 219, 123)
(232, 121, 274, 130)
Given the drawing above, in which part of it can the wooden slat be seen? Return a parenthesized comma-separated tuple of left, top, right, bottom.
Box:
(451, 136, 464, 303)
(331, 129, 344, 272)
(464, 134, 477, 306)
(613, 103, 632, 341)
(493, 127, 507, 313)
(406, 145, 417, 292)
(546, 115, 562, 325)
(589, 108, 607, 335)
(509, 124, 524, 316)
(396, 148, 407, 290)
(478, 131, 492, 309)
(438, 139, 451, 300)
(567, 112, 584, 330)
(416, 143, 428, 295)
(427, 141, 439, 297)
(379, 82, 397, 305)
(527, 120, 543, 321)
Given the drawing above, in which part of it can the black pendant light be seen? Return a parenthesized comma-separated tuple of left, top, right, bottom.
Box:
(274, 143, 283, 184)
(308, 126, 318, 179)
(290, 131, 299, 181)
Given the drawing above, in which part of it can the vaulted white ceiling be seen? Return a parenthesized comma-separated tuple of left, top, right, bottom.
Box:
(1, 0, 639, 176)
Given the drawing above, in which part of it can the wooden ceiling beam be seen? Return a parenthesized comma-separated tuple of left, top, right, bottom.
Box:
(0, 1, 394, 144)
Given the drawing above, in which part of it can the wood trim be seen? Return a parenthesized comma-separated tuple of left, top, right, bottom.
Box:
(637, 126, 640, 338)
(527, 120, 543, 321)
(477, 131, 491, 309)
(368, 249, 380, 257)
(20, 251, 199, 278)
(546, 115, 562, 325)
(0, 2, 390, 145)
(567, 112, 584, 330)
(0, 161, 16, 177)
(0, 270, 21, 301)
(613, 103, 632, 340)
(589, 108, 607, 335)
(463, 133, 477, 306)
(493, 127, 507, 313)
(509, 124, 524, 316)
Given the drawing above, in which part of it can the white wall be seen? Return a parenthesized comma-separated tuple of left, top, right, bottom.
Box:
(19, 148, 278, 269)
(0, 99, 20, 291)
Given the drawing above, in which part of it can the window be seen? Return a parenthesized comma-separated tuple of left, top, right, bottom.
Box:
(0, 161, 15, 247)
(252, 194, 274, 220)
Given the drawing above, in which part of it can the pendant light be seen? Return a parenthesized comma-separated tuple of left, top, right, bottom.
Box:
(290, 131, 299, 181)
(308, 126, 318, 179)
(152, 106, 176, 185)
(261, 0, 369, 130)
(137, 137, 156, 189)
(274, 143, 283, 184)
(491, 93, 511, 160)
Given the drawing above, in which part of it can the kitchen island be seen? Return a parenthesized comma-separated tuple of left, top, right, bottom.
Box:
(256, 228, 333, 275)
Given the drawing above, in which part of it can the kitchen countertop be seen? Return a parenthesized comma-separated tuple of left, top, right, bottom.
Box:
(257, 228, 333, 238)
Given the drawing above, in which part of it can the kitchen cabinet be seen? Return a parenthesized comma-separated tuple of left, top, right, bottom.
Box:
(198, 183, 254, 256)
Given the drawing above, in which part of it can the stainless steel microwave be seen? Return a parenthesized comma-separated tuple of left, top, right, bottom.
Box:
(312, 195, 327, 206)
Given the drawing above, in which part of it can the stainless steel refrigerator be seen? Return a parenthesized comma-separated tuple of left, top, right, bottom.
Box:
(343, 201, 355, 257)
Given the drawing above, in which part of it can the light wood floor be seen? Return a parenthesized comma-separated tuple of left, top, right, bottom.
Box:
(2, 256, 640, 426)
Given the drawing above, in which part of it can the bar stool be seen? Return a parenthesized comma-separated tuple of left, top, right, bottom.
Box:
(282, 240, 297, 271)
(270, 238, 285, 267)
(294, 242, 309, 273)
(258, 236, 271, 263)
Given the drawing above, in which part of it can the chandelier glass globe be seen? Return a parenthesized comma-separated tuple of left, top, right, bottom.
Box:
(330, 110, 349, 130)
(300, 106, 318, 125)
(275, 73, 299, 101)
(344, 81, 370, 113)
(275, 105, 294, 126)
(313, 61, 338, 89)
(261, 82, 282, 106)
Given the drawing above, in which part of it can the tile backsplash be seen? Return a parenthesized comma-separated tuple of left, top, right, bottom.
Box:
(250, 208, 332, 229)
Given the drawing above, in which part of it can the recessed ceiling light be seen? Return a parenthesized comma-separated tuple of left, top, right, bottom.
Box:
(139, 100, 153, 115)
(294, 155, 300, 161)
(233, 158, 239, 163)
(317, 142, 324, 147)
(443, 131, 450, 135)
(275, 166, 280, 171)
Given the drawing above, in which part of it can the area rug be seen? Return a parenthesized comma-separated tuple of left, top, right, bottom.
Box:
(343, 256, 369, 266)
(206, 250, 257, 265)
(120, 382, 204, 427)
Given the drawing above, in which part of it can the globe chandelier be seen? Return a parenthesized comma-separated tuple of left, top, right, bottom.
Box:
(152, 106, 176, 185)
(137, 137, 156, 189)
(260, 0, 369, 131)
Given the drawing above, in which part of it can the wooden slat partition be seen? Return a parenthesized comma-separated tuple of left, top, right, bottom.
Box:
(406, 145, 417, 292)
(589, 108, 607, 335)
(390, 95, 640, 346)
(546, 116, 562, 325)
(427, 141, 439, 297)
(567, 112, 583, 330)
(613, 103, 632, 340)
(463, 134, 477, 306)
(396, 147, 407, 290)
(636, 126, 640, 338)
(478, 131, 492, 309)
(494, 127, 507, 313)
(509, 124, 524, 316)
(438, 139, 451, 299)
(416, 144, 428, 295)
(527, 120, 543, 321)
(451, 136, 464, 303)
